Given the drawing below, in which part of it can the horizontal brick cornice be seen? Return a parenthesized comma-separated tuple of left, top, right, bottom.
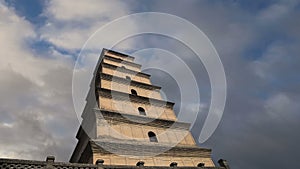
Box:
(104, 55, 141, 68)
(101, 62, 150, 78)
(97, 88, 174, 108)
(105, 48, 135, 59)
(100, 73, 161, 90)
(94, 109, 190, 130)
(90, 139, 212, 158)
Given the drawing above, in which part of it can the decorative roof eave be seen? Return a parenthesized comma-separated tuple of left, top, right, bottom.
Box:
(94, 109, 190, 130)
(75, 126, 83, 139)
(90, 139, 212, 158)
(103, 55, 141, 68)
(105, 48, 135, 59)
(100, 73, 161, 90)
(70, 136, 88, 163)
(101, 62, 151, 78)
(97, 88, 175, 108)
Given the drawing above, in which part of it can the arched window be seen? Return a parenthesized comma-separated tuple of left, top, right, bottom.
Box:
(131, 89, 137, 96)
(126, 76, 131, 81)
(138, 107, 146, 116)
(148, 131, 158, 142)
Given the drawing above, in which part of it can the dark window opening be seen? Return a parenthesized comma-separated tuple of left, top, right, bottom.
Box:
(148, 131, 158, 142)
(131, 89, 137, 96)
(138, 107, 146, 116)
(126, 76, 131, 80)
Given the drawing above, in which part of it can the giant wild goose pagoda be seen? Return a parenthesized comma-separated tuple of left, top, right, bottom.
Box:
(0, 49, 230, 169)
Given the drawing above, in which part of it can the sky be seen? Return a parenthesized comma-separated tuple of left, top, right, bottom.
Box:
(0, 0, 300, 169)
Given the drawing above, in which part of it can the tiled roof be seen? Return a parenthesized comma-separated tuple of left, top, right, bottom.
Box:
(0, 156, 229, 169)
(0, 156, 97, 169)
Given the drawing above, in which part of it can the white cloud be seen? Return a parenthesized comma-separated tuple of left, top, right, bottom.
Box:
(257, 0, 298, 22)
(40, 0, 136, 51)
(0, 2, 39, 83)
(265, 92, 300, 120)
(0, 1, 78, 161)
(39, 0, 143, 118)
(44, 0, 129, 22)
(251, 40, 300, 82)
(0, 0, 138, 161)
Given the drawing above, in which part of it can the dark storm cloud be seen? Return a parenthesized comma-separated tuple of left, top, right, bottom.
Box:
(119, 1, 300, 169)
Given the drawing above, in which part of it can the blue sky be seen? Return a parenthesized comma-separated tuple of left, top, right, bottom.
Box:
(0, 0, 300, 169)
(5, 0, 45, 23)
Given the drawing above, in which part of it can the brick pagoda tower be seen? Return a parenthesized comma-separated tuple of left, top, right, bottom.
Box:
(70, 49, 217, 167)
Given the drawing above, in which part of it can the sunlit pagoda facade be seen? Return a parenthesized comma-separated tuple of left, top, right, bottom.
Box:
(69, 49, 225, 168)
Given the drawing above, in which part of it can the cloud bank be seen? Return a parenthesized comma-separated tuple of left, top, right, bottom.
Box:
(0, 1, 300, 169)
